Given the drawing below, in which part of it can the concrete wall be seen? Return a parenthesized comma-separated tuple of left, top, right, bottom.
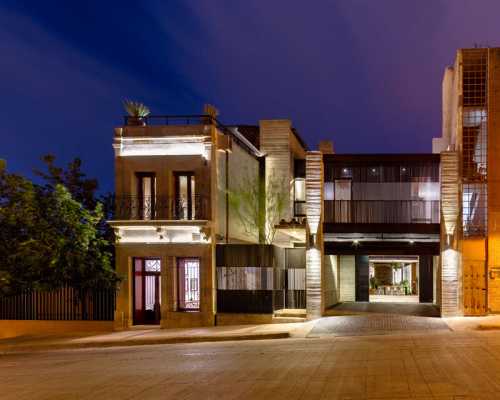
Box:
(339, 255, 355, 302)
(224, 142, 260, 243)
(0, 320, 113, 339)
(260, 120, 293, 223)
(324, 255, 340, 308)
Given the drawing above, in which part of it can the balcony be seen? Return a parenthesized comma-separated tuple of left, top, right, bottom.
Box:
(124, 114, 213, 126)
(324, 200, 439, 224)
(114, 195, 209, 221)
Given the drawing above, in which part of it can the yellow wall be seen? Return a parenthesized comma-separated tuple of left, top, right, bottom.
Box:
(0, 320, 113, 339)
(487, 48, 500, 312)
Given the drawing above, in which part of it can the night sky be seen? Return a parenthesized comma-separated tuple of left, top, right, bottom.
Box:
(2, 1, 500, 192)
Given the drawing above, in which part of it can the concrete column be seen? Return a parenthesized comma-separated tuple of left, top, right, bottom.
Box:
(440, 151, 461, 316)
(159, 255, 169, 324)
(114, 249, 132, 330)
(305, 151, 324, 319)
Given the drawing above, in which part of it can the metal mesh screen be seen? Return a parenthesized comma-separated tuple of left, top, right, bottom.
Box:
(462, 49, 488, 236)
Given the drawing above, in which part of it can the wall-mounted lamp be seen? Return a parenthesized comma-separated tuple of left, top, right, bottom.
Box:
(308, 233, 317, 248)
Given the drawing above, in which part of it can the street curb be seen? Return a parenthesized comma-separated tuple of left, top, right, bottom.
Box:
(477, 324, 500, 330)
(0, 332, 290, 354)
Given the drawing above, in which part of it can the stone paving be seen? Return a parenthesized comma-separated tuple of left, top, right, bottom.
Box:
(3, 328, 500, 399)
(310, 314, 450, 337)
(328, 302, 441, 317)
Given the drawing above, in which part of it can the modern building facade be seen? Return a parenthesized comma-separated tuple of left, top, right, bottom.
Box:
(433, 47, 500, 316)
(110, 47, 500, 329)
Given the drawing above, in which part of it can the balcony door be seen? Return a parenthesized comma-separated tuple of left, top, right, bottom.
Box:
(133, 258, 161, 325)
(136, 172, 156, 220)
(174, 172, 195, 220)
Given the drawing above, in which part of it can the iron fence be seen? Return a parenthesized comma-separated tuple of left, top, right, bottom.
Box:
(0, 286, 116, 321)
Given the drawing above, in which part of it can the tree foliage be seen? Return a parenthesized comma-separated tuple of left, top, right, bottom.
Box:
(35, 154, 115, 243)
(0, 158, 119, 297)
(228, 170, 287, 244)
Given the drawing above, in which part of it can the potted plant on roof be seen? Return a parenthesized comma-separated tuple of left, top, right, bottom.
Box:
(123, 99, 150, 126)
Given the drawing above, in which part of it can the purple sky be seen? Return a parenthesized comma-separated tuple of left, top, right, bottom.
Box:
(2, 1, 500, 191)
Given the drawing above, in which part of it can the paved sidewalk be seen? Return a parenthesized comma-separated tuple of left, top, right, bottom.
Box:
(4, 313, 500, 354)
(0, 322, 313, 353)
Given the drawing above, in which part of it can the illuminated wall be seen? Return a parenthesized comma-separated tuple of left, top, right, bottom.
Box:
(487, 48, 500, 312)
(440, 151, 460, 316)
(305, 151, 323, 319)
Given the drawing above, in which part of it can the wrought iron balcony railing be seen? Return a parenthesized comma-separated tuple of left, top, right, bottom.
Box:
(324, 200, 440, 224)
(114, 195, 209, 221)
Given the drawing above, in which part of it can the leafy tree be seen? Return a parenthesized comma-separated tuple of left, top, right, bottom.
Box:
(35, 154, 99, 210)
(0, 163, 119, 298)
(228, 170, 287, 244)
(35, 154, 115, 253)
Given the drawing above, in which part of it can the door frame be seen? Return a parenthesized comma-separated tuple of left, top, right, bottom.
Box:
(132, 257, 161, 325)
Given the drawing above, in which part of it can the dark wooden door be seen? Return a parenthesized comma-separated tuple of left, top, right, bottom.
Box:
(355, 255, 369, 301)
(419, 255, 434, 303)
(133, 258, 161, 325)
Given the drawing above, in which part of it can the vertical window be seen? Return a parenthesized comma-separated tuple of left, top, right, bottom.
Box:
(178, 258, 200, 311)
(294, 178, 305, 202)
(136, 173, 156, 220)
(324, 182, 334, 200)
(175, 172, 196, 220)
(293, 178, 306, 216)
(334, 179, 351, 200)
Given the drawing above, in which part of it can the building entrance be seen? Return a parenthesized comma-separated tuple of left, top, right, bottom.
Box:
(133, 258, 161, 325)
(331, 254, 436, 306)
(368, 256, 419, 303)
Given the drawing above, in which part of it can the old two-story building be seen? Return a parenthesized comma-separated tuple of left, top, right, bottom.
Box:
(110, 47, 500, 329)
(110, 109, 308, 328)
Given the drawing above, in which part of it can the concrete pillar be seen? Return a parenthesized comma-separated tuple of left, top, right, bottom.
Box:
(440, 151, 461, 316)
(114, 249, 131, 330)
(305, 151, 324, 319)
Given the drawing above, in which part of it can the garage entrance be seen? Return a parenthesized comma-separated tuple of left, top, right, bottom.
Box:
(362, 255, 434, 304)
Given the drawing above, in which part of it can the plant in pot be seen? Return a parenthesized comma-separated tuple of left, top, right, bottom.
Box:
(369, 276, 378, 294)
(123, 99, 150, 126)
(402, 279, 410, 295)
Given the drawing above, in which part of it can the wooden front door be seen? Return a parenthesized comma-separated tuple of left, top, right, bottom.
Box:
(463, 259, 487, 315)
(133, 258, 161, 324)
